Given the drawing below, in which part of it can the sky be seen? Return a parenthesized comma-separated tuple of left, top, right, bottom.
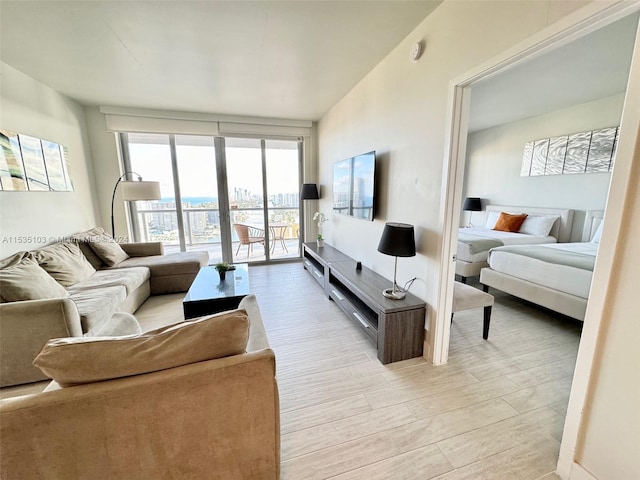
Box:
(129, 142, 299, 199)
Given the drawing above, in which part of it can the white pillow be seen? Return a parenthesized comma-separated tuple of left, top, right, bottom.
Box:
(484, 211, 501, 229)
(519, 215, 559, 236)
(591, 222, 603, 243)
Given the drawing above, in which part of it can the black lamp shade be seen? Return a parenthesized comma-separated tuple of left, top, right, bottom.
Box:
(301, 183, 319, 200)
(377, 223, 416, 257)
(462, 197, 482, 211)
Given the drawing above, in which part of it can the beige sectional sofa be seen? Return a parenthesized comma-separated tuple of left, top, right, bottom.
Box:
(0, 228, 208, 387)
(0, 295, 281, 479)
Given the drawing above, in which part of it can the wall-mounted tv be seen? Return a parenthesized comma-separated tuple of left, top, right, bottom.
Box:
(332, 151, 376, 221)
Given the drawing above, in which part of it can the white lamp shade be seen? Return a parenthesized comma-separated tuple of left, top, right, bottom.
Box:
(120, 181, 161, 201)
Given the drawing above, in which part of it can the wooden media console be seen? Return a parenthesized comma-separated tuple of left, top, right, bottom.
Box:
(302, 242, 426, 364)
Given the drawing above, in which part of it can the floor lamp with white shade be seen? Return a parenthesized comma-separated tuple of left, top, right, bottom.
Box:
(110, 172, 161, 238)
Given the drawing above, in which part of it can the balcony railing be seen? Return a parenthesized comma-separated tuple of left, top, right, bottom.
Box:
(134, 206, 300, 260)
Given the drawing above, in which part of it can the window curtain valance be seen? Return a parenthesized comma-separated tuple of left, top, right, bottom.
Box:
(100, 106, 312, 138)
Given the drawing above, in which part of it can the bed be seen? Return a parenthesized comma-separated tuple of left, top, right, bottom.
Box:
(479, 210, 604, 321)
(456, 205, 575, 282)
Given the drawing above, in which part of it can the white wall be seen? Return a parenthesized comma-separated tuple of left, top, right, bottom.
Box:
(575, 166, 640, 478)
(0, 62, 99, 257)
(318, 1, 640, 478)
(463, 94, 624, 234)
(316, 0, 590, 307)
(84, 107, 128, 240)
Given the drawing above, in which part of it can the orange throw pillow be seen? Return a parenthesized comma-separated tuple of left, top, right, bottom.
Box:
(493, 212, 528, 232)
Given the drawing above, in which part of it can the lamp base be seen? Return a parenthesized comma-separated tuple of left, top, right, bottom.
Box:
(382, 288, 406, 300)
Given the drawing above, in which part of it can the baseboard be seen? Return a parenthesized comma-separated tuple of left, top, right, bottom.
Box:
(569, 463, 598, 480)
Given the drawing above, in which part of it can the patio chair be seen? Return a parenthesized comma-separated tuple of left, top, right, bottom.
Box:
(233, 224, 265, 258)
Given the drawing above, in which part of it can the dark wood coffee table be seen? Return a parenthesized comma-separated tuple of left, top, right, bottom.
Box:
(183, 263, 250, 319)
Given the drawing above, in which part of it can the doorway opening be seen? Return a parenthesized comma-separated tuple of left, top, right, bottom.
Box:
(435, 3, 640, 477)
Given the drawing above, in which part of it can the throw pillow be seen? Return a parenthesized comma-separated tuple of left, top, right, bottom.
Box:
(33, 309, 250, 387)
(518, 215, 559, 237)
(0, 256, 69, 302)
(483, 211, 501, 229)
(492, 212, 528, 232)
(70, 227, 107, 269)
(0, 251, 30, 270)
(32, 242, 96, 287)
(84, 228, 129, 267)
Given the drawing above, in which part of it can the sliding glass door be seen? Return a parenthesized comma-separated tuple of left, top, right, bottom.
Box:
(122, 133, 301, 264)
(226, 138, 267, 262)
(175, 135, 222, 257)
(124, 133, 180, 247)
(265, 140, 301, 258)
(226, 137, 301, 262)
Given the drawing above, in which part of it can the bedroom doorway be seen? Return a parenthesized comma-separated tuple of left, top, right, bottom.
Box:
(436, 2, 640, 478)
(438, 8, 639, 362)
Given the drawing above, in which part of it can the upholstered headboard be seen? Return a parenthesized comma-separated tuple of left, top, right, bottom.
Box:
(581, 210, 605, 242)
(484, 205, 575, 243)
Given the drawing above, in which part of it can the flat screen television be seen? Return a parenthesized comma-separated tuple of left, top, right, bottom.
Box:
(332, 151, 376, 221)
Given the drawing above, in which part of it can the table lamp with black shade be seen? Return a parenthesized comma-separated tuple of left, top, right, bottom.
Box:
(111, 172, 161, 238)
(462, 197, 482, 227)
(300, 183, 320, 243)
(300, 183, 319, 201)
(377, 222, 416, 300)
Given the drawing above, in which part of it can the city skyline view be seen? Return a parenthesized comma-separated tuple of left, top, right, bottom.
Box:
(125, 134, 301, 262)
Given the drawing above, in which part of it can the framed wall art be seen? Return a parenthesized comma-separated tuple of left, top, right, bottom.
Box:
(0, 130, 73, 192)
(521, 126, 618, 177)
(0, 131, 28, 191)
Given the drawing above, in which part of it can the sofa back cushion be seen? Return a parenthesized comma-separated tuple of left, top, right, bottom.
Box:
(33, 309, 250, 386)
(0, 251, 30, 270)
(32, 242, 96, 287)
(71, 227, 129, 267)
(0, 256, 69, 302)
(89, 234, 129, 267)
(70, 228, 105, 269)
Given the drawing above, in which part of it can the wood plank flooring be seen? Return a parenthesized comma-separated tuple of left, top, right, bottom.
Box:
(2, 262, 577, 480)
(248, 264, 578, 480)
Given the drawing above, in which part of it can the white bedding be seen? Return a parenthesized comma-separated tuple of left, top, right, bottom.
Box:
(457, 228, 557, 263)
(487, 242, 598, 299)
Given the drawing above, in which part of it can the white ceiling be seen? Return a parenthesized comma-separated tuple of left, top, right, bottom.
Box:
(468, 13, 638, 132)
(0, 0, 441, 121)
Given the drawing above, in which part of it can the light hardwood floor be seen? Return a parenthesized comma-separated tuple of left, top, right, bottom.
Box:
(249, 264, 575, 480)
(3, 262, 576, 479)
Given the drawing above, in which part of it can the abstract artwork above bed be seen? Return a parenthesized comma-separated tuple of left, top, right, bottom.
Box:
(521, 126, 618, 177)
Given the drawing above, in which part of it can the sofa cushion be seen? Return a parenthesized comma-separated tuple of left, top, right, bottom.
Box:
(71, 227, 129, 267)
(68, 285, 127, 334)
(33, 309, 250, 386)
(88, 233, 129, 267)
(32, 242, 96, 287)
(70, 227, 107, 269)
(0, 256, 69, 303)
(238, 294, 270, 352)
(107, 252, 206, 276)
(67, 267, 150, 296)
(0, 251, 30, 270)
(89, 312, 142, 337)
